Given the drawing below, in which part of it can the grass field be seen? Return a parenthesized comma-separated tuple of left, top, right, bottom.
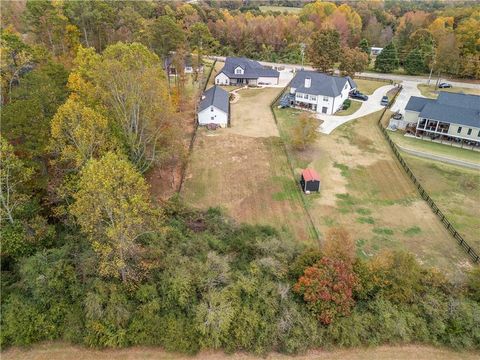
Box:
(335, 100, 361, 116)
(388, 131, 480, 164)
(259, 5, 302, 13)
(182, 87, 316, 243)
(355, 79, 388, 95)
(4, 342, 480, 360)
(274, 107, 471, 273)
(417, 84, 480, 98)
(400, 154, 480, 250)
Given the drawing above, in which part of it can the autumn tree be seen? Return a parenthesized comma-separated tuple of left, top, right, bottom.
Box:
(0, 136, 33, 224)
(70, 152, 157, 283)
(291, 112, 319, 151)
(374, 42, 399, 73)
(50, 96, 112, 169)
(293, 256, 358, 325)
(308, 29, 341, 73)
(339, 47, 369, 77)
(81, 42, 174, 172)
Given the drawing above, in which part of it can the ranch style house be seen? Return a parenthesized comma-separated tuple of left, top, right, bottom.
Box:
(289, 70, 357, 115)
(197, 85, 230, 128)
(405, 92, 480, 147)
(215, 57, 280, 86)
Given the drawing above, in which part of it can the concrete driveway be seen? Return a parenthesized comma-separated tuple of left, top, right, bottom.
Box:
(317, 84, 394, 134)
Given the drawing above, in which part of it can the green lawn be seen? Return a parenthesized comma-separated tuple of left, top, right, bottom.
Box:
(417, 84, 480, 98)
(402, 154, 480, 249)
(259, 5, 302, 13)
(355, 79, 388, 95)
(335, 100, 362, 116)
(388, 131, 480, 164)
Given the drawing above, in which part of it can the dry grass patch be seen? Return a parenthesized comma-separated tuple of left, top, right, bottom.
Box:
(4, 342, 480, 360)
(355, 78, 388, 95)
(274, 107, 472, 273)
(182, 87, 316, 243)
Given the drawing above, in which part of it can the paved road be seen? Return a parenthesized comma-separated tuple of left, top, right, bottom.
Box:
(317, 84, 394, 134)
(395, 143, 480, 170)
(208, 55, 480, 89)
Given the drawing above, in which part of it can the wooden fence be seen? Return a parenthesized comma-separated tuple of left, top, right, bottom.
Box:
(269, 87, 321, 243)
(377, 86, 479, 263)
(354, 75, 393, 84)
(177, 59, 217, 193)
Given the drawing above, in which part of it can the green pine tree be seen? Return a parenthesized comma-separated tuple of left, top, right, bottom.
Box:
(404, 48, 427, 75)
(374, 42, 400, 73)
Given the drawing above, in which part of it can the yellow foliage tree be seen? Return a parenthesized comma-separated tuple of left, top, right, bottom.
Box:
(70, 152, 157, 283)
(50, 96, 111, 169)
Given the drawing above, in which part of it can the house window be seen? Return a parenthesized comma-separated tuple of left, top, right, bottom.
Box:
(211, 107, 214, 112)
(311, 95, 317, 101)
(235, 67, 243, 74)
(467, 128, 472, 135)
(323, 96, 329, 101)
(216, 79, 220, 84)
(478, 130, 480, 137)
(457, 127, 462, 133)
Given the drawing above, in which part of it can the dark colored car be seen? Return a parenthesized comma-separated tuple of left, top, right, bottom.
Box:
(349, 90, 368, 101)
(392, 111, 403, 120)
(438, 82, 452, 88)
(381, 96, 389, 106)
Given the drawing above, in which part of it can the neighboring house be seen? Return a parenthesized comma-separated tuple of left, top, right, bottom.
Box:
(289, 70, 356, 115)
(370, 47, 383, 56)
(215, 57, 279, 86)
(197, 85, 230, 128)
(164, 54, 203, 76)
(405, 92, 480, 146)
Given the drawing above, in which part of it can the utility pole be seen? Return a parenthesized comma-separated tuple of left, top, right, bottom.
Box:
(427, 41, 436, 86)
(300, 43, 306, 70)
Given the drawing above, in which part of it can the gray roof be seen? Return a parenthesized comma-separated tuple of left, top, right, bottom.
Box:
(199, 85, 229, 114)
(220, 57, 279, 79)
(406, 93, 480, 128)
(290, 71, 355, 97)
(436, 92, 480, 111)
(405, 96, 436, 112)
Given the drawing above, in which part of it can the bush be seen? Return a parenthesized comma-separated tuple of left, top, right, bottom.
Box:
(342, 99, 351, 110)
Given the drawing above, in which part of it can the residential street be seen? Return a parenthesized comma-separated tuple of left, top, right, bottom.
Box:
(395, 143, 480, 170)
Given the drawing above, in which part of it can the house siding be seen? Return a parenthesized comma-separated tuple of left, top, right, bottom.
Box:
(215, 72, 230, 85)
(447, 123, 480, 141)
(198, 106, 228, 127)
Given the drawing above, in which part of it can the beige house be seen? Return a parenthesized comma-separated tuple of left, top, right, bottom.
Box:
(405, 92, 480, 146)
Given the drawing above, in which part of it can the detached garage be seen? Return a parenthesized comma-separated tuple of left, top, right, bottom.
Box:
(198, 85, 230, 128)
(300, 168, 320, 193)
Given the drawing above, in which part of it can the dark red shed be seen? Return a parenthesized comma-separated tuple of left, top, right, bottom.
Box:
(300, 168, 320, 193)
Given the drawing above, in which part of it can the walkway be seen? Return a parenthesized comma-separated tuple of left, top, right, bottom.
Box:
(317, 84, 394, 134)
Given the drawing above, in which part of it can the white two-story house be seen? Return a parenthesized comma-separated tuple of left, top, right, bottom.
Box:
(289, 71, 356, 115)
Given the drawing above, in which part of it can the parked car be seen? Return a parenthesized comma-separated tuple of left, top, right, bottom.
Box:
(349, 90, 368, 101)
(438, 82, 452, 88)
(392, 111, 403, 120)
(381, 96, 389, 106)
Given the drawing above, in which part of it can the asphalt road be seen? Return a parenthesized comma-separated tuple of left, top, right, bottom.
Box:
(395, 143, 480, 170)
(208, 55, 480, 89)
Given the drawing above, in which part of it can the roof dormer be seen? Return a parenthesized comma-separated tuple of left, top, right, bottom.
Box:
(234, 66, 244, 75)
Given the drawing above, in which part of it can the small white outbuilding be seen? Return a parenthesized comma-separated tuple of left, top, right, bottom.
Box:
(197, 85, 230, 128)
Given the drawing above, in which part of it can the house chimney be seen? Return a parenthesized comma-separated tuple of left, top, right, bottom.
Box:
(305, 77, 311, 88)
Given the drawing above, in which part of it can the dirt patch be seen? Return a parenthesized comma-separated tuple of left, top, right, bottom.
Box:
(4, 342, 480, 360)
